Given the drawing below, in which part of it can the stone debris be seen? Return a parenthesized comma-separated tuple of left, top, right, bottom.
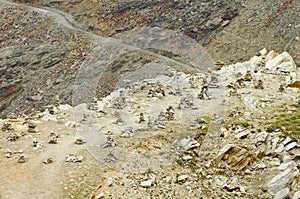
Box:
(274, 187, 290, 199)
(179, 94, 197, 109)
(33, 138, 43, 150)
(103, 152, 118, 163)
(165, 106, 175, 120)
(140, 174, 156, 188)
(177, 175, 189, 183)
(198, 85, 211, 100)
(6, 132, 21, 141)
(74, 138, 86, 145)
(140, 179, 154, 188)
(234, 130, 249, 139)
(293, 191, 300, 199)
(120, 128, 135, 138)
(95, 192, 105, 199)
(103, 137, 117, 148)
(1, 122, 14, 132)
(138, 113, 145, 123)
(285, 142, 297, 151)
(48, 136, 58, 144)
(147, 83, 165, 98)
(216, 144, 253, 170)
(18, 155, 26, 163)
(179, 137, 200, 151)
(43, 158, 53, 164)
(27, 123, 37, 133)
(268, 166, 299, 195)
(65, 154, 84, 163)
(111, 90, 127, 109)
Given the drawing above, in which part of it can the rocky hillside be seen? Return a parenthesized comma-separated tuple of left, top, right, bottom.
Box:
(0, 0, 299, 118)
(0, 50, 299, 198)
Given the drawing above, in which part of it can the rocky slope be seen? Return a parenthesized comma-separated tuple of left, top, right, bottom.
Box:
(0, 50, 299, 198)
(0, 0, 299, 118)
(30, 0, 300, 65)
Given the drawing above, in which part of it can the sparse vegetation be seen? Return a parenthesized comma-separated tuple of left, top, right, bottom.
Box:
(266, 112, 300, 140)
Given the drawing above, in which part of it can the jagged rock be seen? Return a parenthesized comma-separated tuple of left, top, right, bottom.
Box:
(182, 155, 192, 161)
(235, 130, 249, 139)
(255, 131, 268, 143)
(285, 142, 297, 151)
(268, 167, 299, 195)
(179, 137, 200, 151)
(259, 48, 268, 56)
(282, 137, 292, 146)
(265, 52, 299, 80)
(216, 144, 234, 162)
(215, 176, 229, 188)
(216, 144, 252, 170)
(275, 144, 285, 154)
(265, 136, 280, 155)
(274, 187, 290, 199)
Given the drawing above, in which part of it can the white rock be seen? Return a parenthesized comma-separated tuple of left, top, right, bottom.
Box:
(235, 130, 249, 139)
(178, 175, 189, 182)
(285, 142, 297, 151)
(96, 192, 105, 199)
(278, 160, 297, 171)
(241, 94, 259, 112)
(282, 137, 292, 146)
(243, 112, 251, 118)
(106, 177, 113, 187)
(182, 155, 193, 161)
(259, 48, 268, 56)
(272, 137, 280, 148)
(255, 131, 268, 143)
(179, 137, 200, 150)
(274, 187, 289, 199)
(216, 144, 233, 162)
(265, 52, 299, 79)
(253, 161, 267, 169)
(140, 179, 154, 188)
(57, 104, 73, 111)
(292, 190, 300, 199)
(268, 168, 299, 195)
(275, 144, 285, 153)
(215, 175, 228, 188)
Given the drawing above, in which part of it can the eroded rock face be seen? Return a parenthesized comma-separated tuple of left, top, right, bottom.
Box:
(216, 144, 253, 170)
(268, 167, 299, 195)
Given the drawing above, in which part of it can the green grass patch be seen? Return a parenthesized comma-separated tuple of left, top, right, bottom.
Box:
(266, 112, 300, 140)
